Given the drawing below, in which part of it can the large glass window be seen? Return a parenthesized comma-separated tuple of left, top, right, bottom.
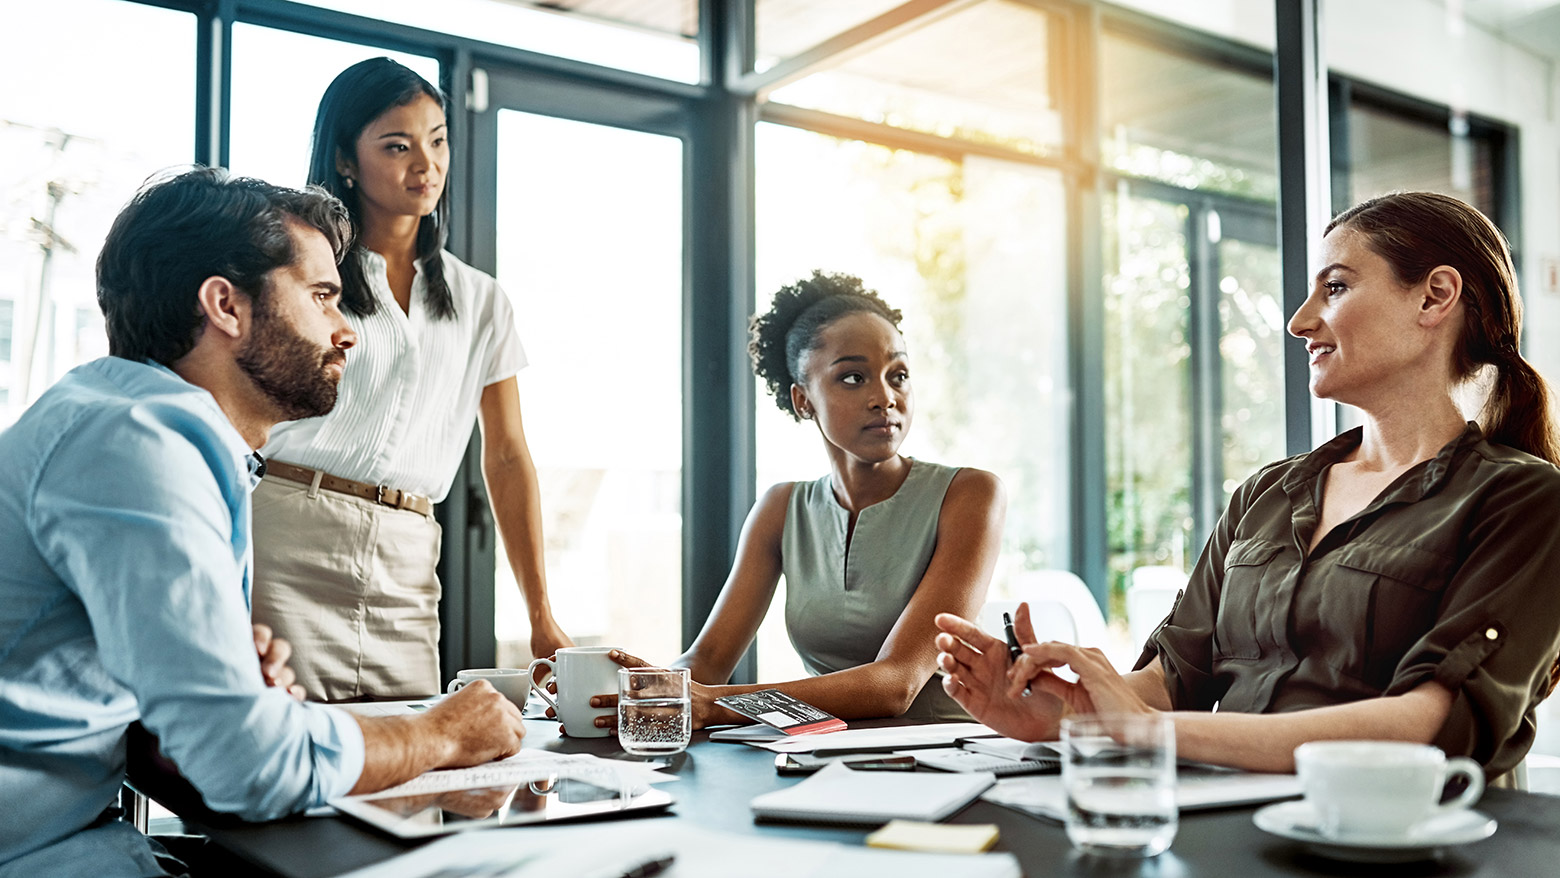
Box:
(768, 1, 1062, 157)
(1103, 191, 1193, 611)
(754, 122, 1069, 677)
(493, 112, 684, 668)
(0, 0, 194, 428)
(1101, 33, 1277, 200)
(284, 0, 698, 83)
(0, 300, 13, 407)
(228, 27, 439, 188)
(1217, 234, 1285, 502)
(755, 0, 908, 71)
(1346, 101, 1499, 218)
(1099, 28, 1283, 613)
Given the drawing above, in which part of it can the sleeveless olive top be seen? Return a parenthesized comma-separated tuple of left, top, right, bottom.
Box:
(781, 460, 968, 721)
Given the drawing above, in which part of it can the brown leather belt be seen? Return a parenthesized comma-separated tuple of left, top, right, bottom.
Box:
(265, 460, 434, 517)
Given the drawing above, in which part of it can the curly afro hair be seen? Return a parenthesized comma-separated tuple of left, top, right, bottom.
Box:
(748, 270, 903, 420)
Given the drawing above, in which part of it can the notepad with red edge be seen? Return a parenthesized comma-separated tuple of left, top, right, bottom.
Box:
(714, 689, 848, 735)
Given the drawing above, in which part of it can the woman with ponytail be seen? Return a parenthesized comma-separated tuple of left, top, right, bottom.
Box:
(251, 58, 571, 701)
(937, 192, 1560, 782)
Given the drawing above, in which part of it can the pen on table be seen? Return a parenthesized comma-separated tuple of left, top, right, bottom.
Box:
(1003, 611, 1032, 697)
(584, 852, 676, 878)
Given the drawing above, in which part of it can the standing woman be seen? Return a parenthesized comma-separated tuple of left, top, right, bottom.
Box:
(252, 58, 571, 701)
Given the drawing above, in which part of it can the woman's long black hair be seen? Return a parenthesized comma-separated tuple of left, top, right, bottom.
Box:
(307, 58, 455, 319)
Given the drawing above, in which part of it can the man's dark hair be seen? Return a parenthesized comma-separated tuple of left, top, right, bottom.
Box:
(96, 166, 352, 366)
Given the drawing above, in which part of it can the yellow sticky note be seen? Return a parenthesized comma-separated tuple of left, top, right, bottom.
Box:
(865, 820, 1000, 854)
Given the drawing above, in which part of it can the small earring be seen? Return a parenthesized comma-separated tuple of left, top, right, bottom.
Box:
(343, 177, 355, 189)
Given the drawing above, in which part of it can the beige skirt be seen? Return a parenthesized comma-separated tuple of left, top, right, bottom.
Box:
(250, 474, 443, 701)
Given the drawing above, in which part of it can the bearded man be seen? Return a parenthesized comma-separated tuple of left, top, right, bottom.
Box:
(0, 168, 524, 877)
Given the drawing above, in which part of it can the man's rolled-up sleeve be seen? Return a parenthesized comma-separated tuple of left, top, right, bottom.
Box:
(31, 404, 365, 817)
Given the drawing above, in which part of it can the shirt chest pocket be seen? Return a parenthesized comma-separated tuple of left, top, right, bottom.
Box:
(1330, 544, 1454, 688)
(1215, 537, 1285, 661)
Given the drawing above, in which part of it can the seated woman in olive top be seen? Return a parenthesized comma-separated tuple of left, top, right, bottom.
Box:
(600, 271, 1005, 730)
(936, 192, 1560, 780)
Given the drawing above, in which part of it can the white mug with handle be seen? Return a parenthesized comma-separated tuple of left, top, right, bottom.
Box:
(526, 646, 621, 738)
(445, 668, 529, 710)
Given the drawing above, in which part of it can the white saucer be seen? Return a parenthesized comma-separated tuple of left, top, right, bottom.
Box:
(1252, 800, 1496, 863)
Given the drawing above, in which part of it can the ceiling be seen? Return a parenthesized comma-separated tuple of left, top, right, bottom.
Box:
(1459, 0, 1560, 62)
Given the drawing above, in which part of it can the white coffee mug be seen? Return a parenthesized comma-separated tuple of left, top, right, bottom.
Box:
(446, 668, 529, 710)
(526, 646, 621, 738)
(1294, 740, 1484, 839)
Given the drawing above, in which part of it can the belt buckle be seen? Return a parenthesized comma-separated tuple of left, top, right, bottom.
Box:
(376, 485, 401, 509)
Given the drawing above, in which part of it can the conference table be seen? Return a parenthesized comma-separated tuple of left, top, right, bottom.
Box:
(185, 717, 1560, 877)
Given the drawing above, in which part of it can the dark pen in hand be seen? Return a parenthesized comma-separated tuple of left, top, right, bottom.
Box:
(1003, 611, 1032, 696)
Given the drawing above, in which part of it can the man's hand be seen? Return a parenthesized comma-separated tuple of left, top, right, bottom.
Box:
(424, 680, 527, 768)
(252, 624, 305, 701)
(350, 680, 527, 795)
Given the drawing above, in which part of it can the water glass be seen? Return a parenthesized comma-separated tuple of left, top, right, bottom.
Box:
(1060, 713, 1177, 857)
(617, 667, 692, 756)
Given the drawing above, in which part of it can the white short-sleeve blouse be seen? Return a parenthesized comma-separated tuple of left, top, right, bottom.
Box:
(262, 249, 526, 502)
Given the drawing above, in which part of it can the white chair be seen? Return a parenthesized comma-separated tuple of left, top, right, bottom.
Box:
(1127, 565, 1186, 654)
(988, 569, 1116, 677)
(1008, 569, 1109, 650)
(977, 598, 1077, 646)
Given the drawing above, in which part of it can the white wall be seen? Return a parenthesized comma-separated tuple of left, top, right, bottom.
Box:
(1326, 0, 1560, 386)
(1107, 0, 1560, 386)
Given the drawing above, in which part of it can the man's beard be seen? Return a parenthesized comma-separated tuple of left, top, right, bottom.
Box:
(236, 301, 344, 421)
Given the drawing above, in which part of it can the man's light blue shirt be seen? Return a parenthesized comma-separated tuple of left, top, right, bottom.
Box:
(0, 358, 365, 874)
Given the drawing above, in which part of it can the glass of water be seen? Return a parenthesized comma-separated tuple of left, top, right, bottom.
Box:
(1060, 713, 1177, 857)
(616, 667, 692, 756)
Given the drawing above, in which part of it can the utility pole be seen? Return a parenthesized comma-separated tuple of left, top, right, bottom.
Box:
(8, 123, 82, 408)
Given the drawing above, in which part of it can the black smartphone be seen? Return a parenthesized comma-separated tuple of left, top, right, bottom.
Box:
(774, 753, 918, 774)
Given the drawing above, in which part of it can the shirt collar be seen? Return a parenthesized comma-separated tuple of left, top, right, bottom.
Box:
(138, 357, 260, 485)
(1283, 420, 1485, 504)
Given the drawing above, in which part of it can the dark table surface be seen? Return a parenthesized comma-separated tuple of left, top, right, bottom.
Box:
(193, 718, 1560, 877)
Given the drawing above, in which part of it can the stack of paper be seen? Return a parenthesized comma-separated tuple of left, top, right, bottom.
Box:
(754, 722, 996, 754)
(369, 749, 674, 799)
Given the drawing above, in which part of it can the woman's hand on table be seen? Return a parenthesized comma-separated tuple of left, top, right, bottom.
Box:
(580, 649, 735, 732)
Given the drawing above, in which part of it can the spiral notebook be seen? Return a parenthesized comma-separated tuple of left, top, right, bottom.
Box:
(750, 762, 995, 826)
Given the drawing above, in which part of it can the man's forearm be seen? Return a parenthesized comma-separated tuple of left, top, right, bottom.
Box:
(349, 715, 454, 794)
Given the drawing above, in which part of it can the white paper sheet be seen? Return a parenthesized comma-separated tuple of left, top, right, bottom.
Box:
(984, 770, 1303, 821)
(334, 820, 1021, 878)
(756, 722, 996, 754)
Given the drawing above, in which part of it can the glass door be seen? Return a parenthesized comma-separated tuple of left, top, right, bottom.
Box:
(1104, 183, 1281, 613)
(464, 68, 690, 670)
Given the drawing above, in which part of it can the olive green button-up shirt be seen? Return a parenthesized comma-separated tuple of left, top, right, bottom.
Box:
(1140, 423, 1560, 778)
